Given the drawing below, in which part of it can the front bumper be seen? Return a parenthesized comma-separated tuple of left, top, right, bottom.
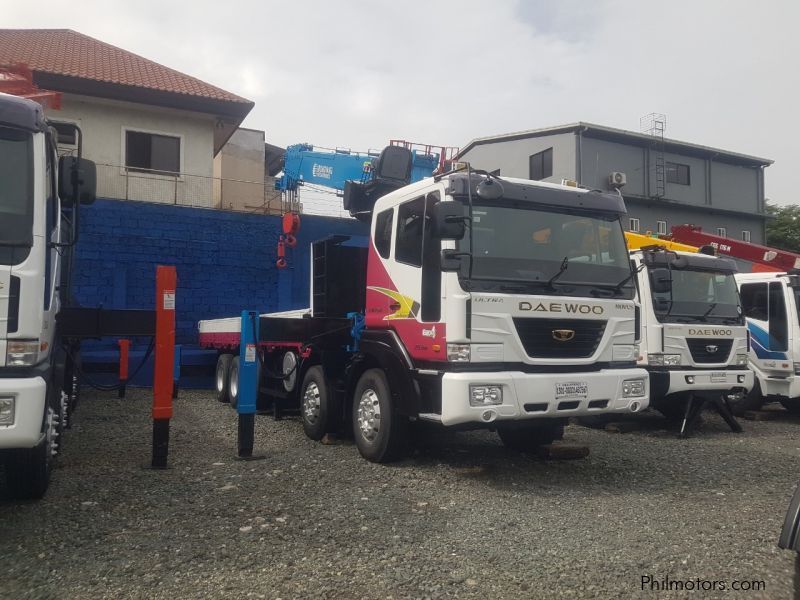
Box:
(438, 367, 649, 427)
(649, 368, 753, 400)
(0, 376, 46, 449)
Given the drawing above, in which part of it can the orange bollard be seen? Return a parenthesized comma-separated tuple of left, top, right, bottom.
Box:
(151, 265, 176, 469)
(118, 339, 130, 398)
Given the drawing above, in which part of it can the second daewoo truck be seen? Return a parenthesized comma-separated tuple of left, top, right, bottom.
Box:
(200, 148, 650, 462)
(630, 246, 752, 420)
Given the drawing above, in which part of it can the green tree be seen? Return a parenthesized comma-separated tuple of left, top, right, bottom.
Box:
(766, 202, 800, 253)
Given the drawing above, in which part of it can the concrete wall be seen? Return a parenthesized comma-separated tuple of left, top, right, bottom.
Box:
(459, 133, 576, 182)
(212, 128, 269, 212)
(51, 94, 217, 207)
(711, 161, 764, 214)
(73, 199, 368, 344)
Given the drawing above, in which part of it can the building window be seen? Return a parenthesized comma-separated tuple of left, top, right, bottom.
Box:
(666, 162, 690, 185)
(125, 130, 181, 174)
(717, 227, 727, 238)
(629, 218, 640, 233)
(742, 230, 751, 243)
(51, 122, 77, 146)
(529, 148, 553, 181)
(657, 220, 667, 235)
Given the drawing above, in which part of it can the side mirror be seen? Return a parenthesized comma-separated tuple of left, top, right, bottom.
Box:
(58, 156, 96, 206)
(649, 268, 672, 294)
(430, 202, 467, 240)
(440, 249, 470, 273)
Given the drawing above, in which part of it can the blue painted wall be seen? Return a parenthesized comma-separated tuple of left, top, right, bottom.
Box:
(73, 199, 368, 345)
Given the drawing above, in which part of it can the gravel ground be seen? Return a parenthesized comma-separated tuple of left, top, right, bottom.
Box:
(1, 389, 798, 599)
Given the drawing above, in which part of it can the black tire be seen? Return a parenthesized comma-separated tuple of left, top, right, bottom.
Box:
(497, 421, 565, 453)
(780, 399, 800, 414)
(352, 368, 408, 463)
(300, 366, 337, 441)
(215, 354, 233, 403)
(229, 356, 240, 410)
(5, 434, 51, 500)
(729, 379, 764, 416)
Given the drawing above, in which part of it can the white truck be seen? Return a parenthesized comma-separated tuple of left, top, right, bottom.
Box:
(630, 246, 752, 421)
(200, 149, 650, 462)
(735, 271, 800, 413)
(0, 92, 96, 498)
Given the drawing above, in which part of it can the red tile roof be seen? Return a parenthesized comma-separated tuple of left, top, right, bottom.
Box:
(0, 29, 252, 106)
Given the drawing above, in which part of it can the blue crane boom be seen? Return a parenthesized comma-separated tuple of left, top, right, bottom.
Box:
(275, 143, 441, 193)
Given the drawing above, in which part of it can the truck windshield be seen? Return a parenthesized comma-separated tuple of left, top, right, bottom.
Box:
(0, 126, 34, 253)
(650, 268, 742, 324)
(456, 200, 634, 299)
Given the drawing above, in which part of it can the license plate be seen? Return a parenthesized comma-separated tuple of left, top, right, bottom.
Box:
(711, 372, 727, 383)
(555, 381, 588, 399)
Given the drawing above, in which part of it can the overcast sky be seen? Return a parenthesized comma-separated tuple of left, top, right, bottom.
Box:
(5, 0, 799, 203)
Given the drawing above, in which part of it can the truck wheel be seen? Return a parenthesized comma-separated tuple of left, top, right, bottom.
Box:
(780, 399, 800, 415)
(352, 368, 407, 463)
(300, 366, 337, 441)
(497, 421, 565, 453)
(4, 407, 57, 500)
(215, 354, 233, 403)
(229, 356, 240, 410)
(729, 380, 764, 415)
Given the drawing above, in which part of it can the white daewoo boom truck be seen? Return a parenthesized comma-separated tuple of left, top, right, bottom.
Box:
(630, 246, 752, 422)
(735, 271, 800, 413)
(0, 92, 96, 498)
(199, 150, 649, 462)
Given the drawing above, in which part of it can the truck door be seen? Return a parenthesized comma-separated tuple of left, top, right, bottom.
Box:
(366, 191, 445, 361)
(740, 281, 789, 361)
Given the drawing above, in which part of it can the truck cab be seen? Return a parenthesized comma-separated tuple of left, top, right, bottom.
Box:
(0, 92, 94, 498)
(632, 247, 752, 419)
(736, 271, 800, 413)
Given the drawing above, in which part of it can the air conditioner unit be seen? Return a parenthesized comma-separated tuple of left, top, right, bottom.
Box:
(608, 171, 627, 188)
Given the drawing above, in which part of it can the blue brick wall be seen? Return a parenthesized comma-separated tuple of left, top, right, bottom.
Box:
(73, 199, 368, 345)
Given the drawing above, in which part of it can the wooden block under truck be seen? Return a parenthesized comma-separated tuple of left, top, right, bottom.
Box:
(199, 147, 650, 462)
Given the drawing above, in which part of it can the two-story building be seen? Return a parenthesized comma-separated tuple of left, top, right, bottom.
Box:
(458, 122, 773, 244)
(0, 28, 254, 208)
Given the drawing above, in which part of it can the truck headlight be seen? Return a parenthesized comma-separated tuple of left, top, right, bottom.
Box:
(737, 354, 749, 367)
(6, 340, 39, 367)
(794, 362, 800, 375)
(622, 378, 646, 397)
(447, 343, 470, 362)
(470, 385, 503, 406)
(0, 397, 14, 426)
(647, 354, 681, 366)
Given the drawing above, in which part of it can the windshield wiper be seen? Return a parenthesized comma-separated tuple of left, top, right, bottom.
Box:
(0, 240, 33, 248)
(702, 302, 718, 318)
(546, 257, 569, 288)
(613, 263, 644, 293)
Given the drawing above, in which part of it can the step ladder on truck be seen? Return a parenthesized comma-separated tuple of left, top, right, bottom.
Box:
(199, 149, 650, 462)
(667, 225, 800, 414)
(625, 232, 752, 434)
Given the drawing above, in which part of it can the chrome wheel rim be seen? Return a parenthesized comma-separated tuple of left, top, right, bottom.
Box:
(303, 382, 321, 423)
(230, 370, 238, 400)
(216, 363, 225, 392)
(357, 388, 381, 442)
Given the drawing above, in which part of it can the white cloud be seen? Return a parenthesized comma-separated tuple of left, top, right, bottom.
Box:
(4, 0, 798, 201)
